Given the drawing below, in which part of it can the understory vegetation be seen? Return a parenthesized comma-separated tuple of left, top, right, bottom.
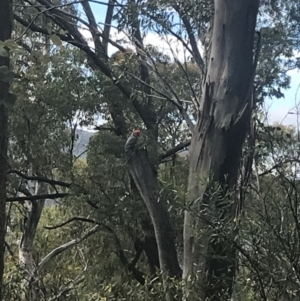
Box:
(1, 0, 300, 300)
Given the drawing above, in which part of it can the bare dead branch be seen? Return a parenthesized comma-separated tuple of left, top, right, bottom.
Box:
(83, 0, 127, 6)
(14, 15, 113, 87)
(14, 13, 70, 40)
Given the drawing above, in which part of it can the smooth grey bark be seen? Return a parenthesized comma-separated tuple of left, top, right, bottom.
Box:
(0, 0, 13, 298)
(183, 1, 259, 300)
(128, 149, 182, 279)
(19, 181, 48, 300)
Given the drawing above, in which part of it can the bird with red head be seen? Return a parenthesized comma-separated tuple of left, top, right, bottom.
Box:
(125, 129, 141, 153)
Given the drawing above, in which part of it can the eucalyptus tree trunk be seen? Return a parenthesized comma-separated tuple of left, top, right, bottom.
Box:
(183, 1, 259, 300)
(128, 149, 182, 279)
(19, 181, 48, 300)
(0, 0, 13, 298)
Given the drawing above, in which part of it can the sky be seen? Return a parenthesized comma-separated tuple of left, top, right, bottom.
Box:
(264, 68, 300, 126)
(80, 1, 300, 128)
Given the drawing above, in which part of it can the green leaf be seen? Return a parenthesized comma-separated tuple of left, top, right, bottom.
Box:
(50, 34, 62, 47)
(30, 50, 43, 62)
(59, 29, 68, 35)
(4, 39, 19, 50)
(50, 55, 59, 64)
(0, 47, 9, 57)
(12, 48, 28, 56)
(40, 54, 51, 64)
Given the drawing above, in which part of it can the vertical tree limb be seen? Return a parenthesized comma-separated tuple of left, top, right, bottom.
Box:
(81, 0, 103, 56)
(19, 181, 48, 300)
(102, 0, 115, 57)
(0, 0, 13, 298)
(127, 149, 182, 279)
(173, 4, 205, 71)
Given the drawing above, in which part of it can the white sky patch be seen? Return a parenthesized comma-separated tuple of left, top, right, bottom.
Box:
(265, 103, 298, 125)
(266, 66, 300, 127)
(78, 26, 300, 128)
(78, 26, 203, 61)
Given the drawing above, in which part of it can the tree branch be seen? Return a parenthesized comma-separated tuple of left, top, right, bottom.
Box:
(128, 0, 157, 133)
(18, 186, 33, 197)
(127, 148, 182, 278)
(258, 159, 300, 177)
(15, 4, 191, 132)
(48, 276, 85, 301)
(38, 225, 100, 271)
(36, 0, 88, 43)
(16, 12, 157, 132)
(102, 0, 115, 56)
(126, 69, 194, 129)
(159, 140, 191, 161)
(173, 4, 204, 71)
(44, 216, 99, 230)
(81, 0, 103, 55)
(7, 170, 71, 187)
(6, 193, 68, 203)
(137, 49, 195, 129)
(94, 125, 118, 132)
(44, 216, 146, 284)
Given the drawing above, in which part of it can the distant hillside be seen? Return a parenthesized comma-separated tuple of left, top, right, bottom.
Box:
(46, 129, 189, 205)
(73, 129, 189, 158)
(73, 129, 95, 158)
(45, 129, 94, 206)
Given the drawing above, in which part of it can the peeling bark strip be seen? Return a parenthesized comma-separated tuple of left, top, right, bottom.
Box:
(0, 0, 13, 298)
(127, 149, 181, 278)
(184, 1, 259, 300)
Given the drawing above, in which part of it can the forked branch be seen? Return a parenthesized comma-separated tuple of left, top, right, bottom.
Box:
(38, 225, 101, 271)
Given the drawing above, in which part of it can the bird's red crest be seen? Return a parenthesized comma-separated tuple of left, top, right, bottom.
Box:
(133, 129, 141, 135)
